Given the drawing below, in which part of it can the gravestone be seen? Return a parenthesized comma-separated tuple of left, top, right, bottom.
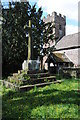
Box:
(22, 20, 40, 71)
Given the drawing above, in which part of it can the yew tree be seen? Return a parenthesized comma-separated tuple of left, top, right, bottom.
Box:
(2, 2, 54, 75)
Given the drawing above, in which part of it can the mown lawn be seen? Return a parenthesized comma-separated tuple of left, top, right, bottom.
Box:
(2, 79, 80, 119)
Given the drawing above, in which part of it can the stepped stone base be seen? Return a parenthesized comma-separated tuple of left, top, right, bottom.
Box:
(3, 69, 58, 91)
(19, 80, 62, 92)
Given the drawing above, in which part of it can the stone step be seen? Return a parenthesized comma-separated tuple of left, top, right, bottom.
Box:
(23, 72, 50, 78)
(27, 70, 45, 74)
(12, 70, 48, 79)
(15, 76, 56, 86)
(37, 76, 56, 80)
(7, 70, 56, 86)
(8, 73, 51, 84)
(19, 80, 62, 91)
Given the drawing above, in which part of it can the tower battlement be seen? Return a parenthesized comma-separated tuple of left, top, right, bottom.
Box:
(43, 11, 66, 25)
(43, 11, 66, 40)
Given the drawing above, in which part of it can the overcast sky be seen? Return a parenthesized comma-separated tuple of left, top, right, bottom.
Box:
(1, 0, 80, 35)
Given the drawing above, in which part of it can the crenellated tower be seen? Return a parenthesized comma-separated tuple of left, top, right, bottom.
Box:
(43, 11, 66, 46)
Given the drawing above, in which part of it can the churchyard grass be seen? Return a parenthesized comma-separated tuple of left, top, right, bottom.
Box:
(2, 78, 80, 119)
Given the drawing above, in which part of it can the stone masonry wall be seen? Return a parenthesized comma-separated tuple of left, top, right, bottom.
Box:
(43, 11, 66, 41)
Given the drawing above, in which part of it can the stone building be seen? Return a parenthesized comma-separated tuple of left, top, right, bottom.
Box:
(43, 11, 66, 69)
(43, 11, 66, 47)
(53, 32, 80, 77)
(43, 32, 80, 77)
(54, 32, 80, 67)
(42, 11, 80, 77)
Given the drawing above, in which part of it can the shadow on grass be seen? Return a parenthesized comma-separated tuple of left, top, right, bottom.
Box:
(2, 85, 80, 119)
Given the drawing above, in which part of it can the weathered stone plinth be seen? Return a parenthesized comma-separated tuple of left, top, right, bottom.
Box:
(22, 60, 40, 71)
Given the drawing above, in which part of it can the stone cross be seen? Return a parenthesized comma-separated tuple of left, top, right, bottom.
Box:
(23, 20, 40, 72)
(24, 20, 33, 60)
(28, 20, 32, 60)
(24, 20, 33, 72)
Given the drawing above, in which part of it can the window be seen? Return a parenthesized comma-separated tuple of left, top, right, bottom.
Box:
(59, 25, 62, 30)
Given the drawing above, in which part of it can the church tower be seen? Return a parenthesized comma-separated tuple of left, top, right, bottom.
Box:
(43, 11, 66, 46)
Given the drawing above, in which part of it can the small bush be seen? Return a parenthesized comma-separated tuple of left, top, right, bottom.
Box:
(23, 74, 30, 80)
(34, 86, 37, 92)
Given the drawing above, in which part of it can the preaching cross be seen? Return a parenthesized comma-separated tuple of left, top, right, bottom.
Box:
(23, 20, 40, 72)
(24, 20, 33, 61)
(24, 20, 33, 72)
